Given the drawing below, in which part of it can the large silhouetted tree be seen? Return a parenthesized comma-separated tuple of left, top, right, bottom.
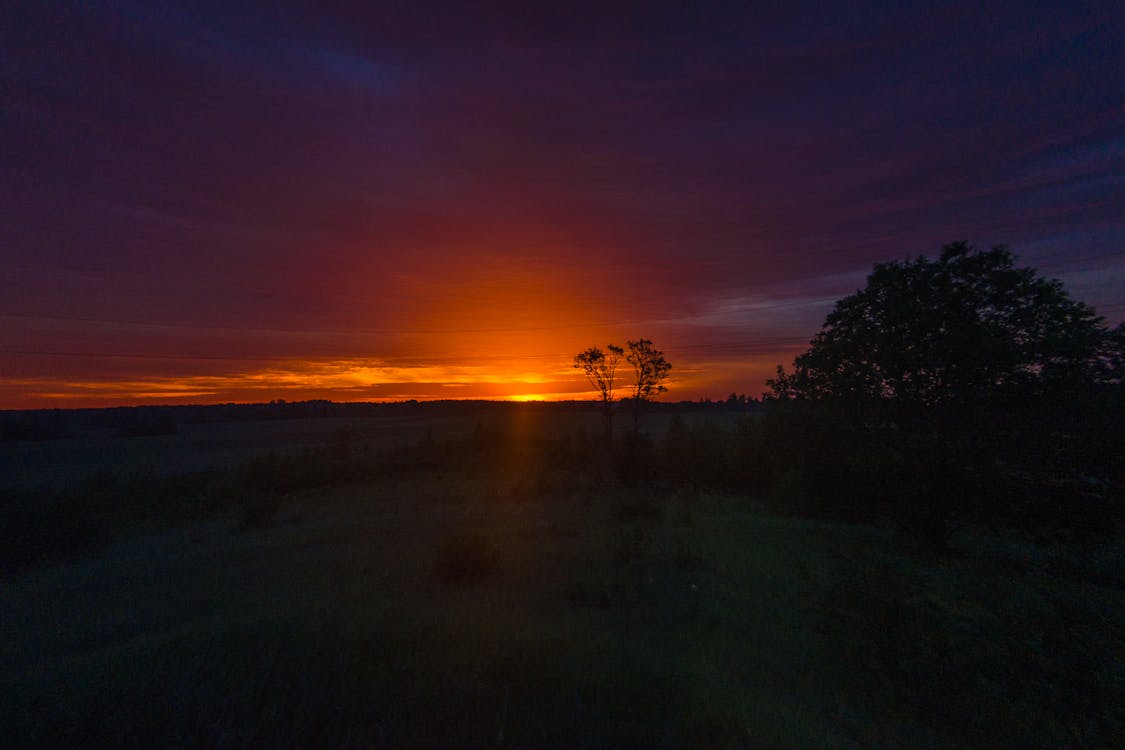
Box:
(767, 242, 1117, 405)
(626, 338, 671, 429)
(766, 242, 1121, 550)
(574, 344, 624, 443)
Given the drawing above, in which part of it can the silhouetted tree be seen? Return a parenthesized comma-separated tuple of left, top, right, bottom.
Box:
(625, 338, 671, 429)
(766, 242, 1122, 550)
(574, 344, 624, 443)
(768, 242, 1117, 405)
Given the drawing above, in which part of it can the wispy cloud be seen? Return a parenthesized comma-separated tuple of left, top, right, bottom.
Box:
(2, 358, 591, 405)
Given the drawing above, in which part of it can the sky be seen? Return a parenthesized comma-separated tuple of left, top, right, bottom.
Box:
(2, 0, 1123, 408)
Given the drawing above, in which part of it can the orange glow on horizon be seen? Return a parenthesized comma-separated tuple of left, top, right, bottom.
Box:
(0, 347, 802, 408)
(0, 357, 593, 406)
(0, 244, 813, 408)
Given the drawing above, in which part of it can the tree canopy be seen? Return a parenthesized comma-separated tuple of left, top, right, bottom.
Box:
(573, 345, 624, 405)
(625, 339, 671, 404)
(768, 242, 1118, 406)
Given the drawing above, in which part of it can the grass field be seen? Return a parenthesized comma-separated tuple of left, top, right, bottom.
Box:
(2, 405, 1122, 748)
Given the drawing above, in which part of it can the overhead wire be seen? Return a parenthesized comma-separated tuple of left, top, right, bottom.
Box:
(0, 294, 841, 337)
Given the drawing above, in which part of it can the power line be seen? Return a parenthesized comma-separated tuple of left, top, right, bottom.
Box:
(0, 336, 814, 365)
(0, 349, 284, 362)
(0, 296, 840, 337)
(0, 311, 626, 337)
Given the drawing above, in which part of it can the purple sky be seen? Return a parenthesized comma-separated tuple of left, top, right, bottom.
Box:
(2, 1, 1123, 406)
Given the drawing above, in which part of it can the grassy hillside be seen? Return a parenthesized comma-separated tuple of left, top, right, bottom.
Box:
(1, 405, 1122, 748)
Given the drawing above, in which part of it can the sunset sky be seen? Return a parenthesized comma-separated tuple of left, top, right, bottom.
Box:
(3, 1, 1123, 407)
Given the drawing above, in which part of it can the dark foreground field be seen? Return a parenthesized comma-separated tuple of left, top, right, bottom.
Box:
(2, 403, 1122, 748)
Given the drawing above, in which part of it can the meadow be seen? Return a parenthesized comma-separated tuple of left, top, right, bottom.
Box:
(1, 403, 1122, 748)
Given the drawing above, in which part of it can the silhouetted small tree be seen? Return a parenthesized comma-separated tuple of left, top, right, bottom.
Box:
(574, 344, 624, 444)
(625, 338, 671, 430)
